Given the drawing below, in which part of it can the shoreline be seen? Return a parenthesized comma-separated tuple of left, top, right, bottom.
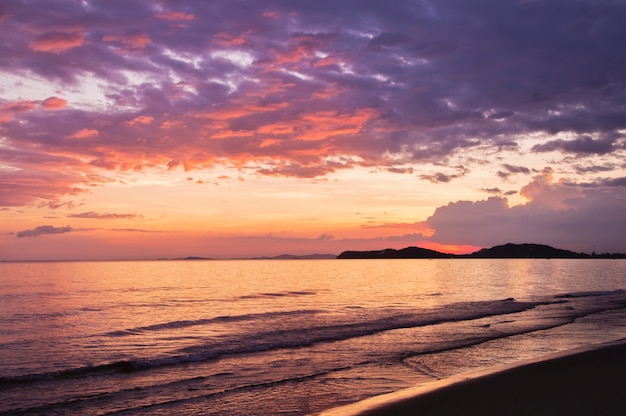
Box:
(319, 338, 626, 416)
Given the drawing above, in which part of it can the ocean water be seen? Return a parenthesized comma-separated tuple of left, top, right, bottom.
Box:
(1, 259, 626, 415)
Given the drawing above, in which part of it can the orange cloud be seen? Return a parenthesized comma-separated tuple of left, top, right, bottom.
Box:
(155, 11, 197, 21)
(260, 139, 282, 147)
(199, 102, 288, 120)
(268, 33, 334, 67)
(127, 115, 154, 126)
(314, 55, 341, 68)
(312, 83, 344, 99)
(41, 96, 67, 110)
(295, 109, 376, 141)
(67, 129, 100, 139)
(29, 31, 84, 52)
(212, 130, 255, 139)
(271, 45, 312, 65)
(257, 122, 295, 136)
(160, 120, 184, 129)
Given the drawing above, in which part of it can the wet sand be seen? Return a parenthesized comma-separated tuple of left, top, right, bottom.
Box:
(320, 339, 626, 416)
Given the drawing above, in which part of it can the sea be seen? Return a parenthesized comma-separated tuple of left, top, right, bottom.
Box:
(1, 258, 626, 415)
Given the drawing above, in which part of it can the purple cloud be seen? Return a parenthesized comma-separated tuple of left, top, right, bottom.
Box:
(67, 212, 143, 220)
(532, 135, 616, 155)
(423, 171, 626, 253)
(16, 225, 72, 238)
(0, 0, 625, 205)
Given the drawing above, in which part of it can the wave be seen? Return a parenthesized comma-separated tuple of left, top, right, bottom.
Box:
(238, 290, 317, 299)
(0, 297, 545, 387)
(3, 290, 625, 390)
(554, 289, 625, 298)
(104, 309, 321, 337)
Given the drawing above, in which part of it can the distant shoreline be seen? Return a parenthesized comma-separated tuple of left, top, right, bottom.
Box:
(3, 243, 625, 262)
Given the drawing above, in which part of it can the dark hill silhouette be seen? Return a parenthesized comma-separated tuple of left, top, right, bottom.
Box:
(338, 243, 625, 259)
(466, 243, 588, 259)
(337, 246, 452, 259)
(253, 253, 337, 260)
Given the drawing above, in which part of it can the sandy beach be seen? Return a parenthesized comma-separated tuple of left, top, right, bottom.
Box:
(321, 339, 626, 416)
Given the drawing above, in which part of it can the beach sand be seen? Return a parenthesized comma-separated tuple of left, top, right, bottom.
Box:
(320, 339, 626, 416)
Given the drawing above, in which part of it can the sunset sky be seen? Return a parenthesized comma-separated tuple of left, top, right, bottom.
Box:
(1, 0, 625, 260)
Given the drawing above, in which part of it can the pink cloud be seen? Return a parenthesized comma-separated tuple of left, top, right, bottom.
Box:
(0, 101, 37, 122)
(3, 101, 37, 112)
(262, 11, 282, 19)
(67, 129, 100, 139)
(211, 32, 250, 47)
(0, 144, 98, 207)
(127, 116, 154, 126)
(29, 31, 84, 52)
(0, 8, 10, 24)
(155, 11, 197, 21)
(160, 120, 184, 129)
(41, 96, 68, 110)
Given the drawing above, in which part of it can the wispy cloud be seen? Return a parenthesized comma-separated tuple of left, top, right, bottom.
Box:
(532, 135, 617, 155)
(109, 228, 161, 233)
(16, 225, 72, 238)
(67, 212, 143, 220)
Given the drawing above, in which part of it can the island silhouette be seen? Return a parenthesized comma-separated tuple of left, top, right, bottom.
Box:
(163, 243, 625, 261)
(337, 243, 626, 259)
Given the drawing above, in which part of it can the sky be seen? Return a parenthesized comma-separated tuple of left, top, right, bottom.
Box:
(1, 0, 626, 260)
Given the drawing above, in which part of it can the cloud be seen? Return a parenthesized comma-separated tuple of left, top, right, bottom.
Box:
(109, 228, 160, 233)
(103, 33, 152, 52)
(29, 31, 84, 52)
(0, 0, 625, 205)
(0, 100, 37, 122)
(155, 11, 197, 21)
(585, 177, 626, 188)
(501, 164, 531, 175)
(572, 163, 616, 175)
(0, 147, 93, 206)
(41, 96, 68, 110)
(420, 166, 469, 184)
(487, 110, 514, 120)
(497, 163, 532, 180)
(518, 167, 583, 210)
(480, 187, 504, 194)
(424, 170, 626, 253)
(67, 212, 143, 220)
(16, 225, 72, 238)
(532, 135, 616, 155)
(127, 115, 154, 126)
(66, 129, 100, 139)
